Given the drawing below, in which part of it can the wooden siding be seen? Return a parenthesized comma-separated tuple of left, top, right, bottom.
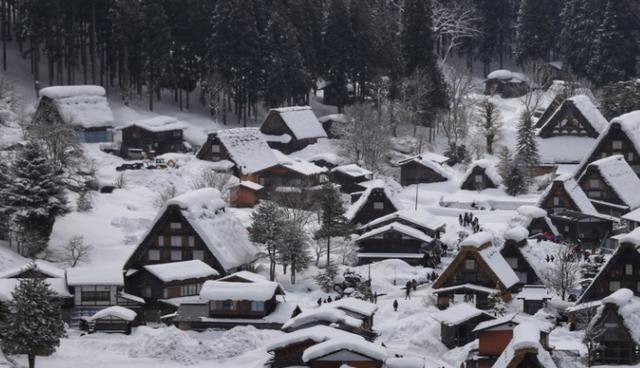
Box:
(350, 188, 398, 225)
(538, 99, 601, 138)
(579, 243, 640, 303)
(230, 186, 260, 208)
(576, 122, 640, 179)
(441, 314, 494, 349)
(271, 340, 316, 368)
(461, 167, 498, 190)
(331, 171, 368, 194)
(208, 296, 277, 319)
(592, 305, 640, 365)
(120, 125, 183, 158)
(539, 181, 581, 214)
(500, 241, 540, 285)
(400, 161, 447, 186)
(260, 111, 317, 153)
(478, 329, 515, 356)
(578, 166, 627, 216)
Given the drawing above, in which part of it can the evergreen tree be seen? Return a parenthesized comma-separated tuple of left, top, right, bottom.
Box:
(515, 0, 560, 63)
(0, 278, 64, 368)
(488, 289, 508, 316)
(140, 0, 171, 111)
(559, 0, 602, 77)
(497, 146, 512, 180)
(250, 202, 287, 281)
(349, 0, 375, 101)
(514, 112, 539, 168)
(601, 79, 640, 119)
(586, 0, 638, 87)
(323, 0, 355, 112)
(2, 142, 67, 256)
(315, 184, 352, 268)
(278, 220, 311, 284)
(505, 164, 526, 196)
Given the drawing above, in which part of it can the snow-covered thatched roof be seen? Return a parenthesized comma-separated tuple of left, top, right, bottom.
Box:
(199, 279, 280, 301)
(38, 85, 114, 128)
(325, 297, 378, 317)
(361, 209, 446, 233)
(433, 303, 493, 326)
(117, 116, 188, 132)
(282, 306, 363, 331)
(590, 289, 640, 344)
(0, 260, 65, 279)
(397, 154, 452, 180)
(538, 175, 599, 215)
(273, 150, 327, 176)
(301, 337, 387, 363)
(143, 260, 219, 282)
(458, 232, 520, 289)
(580, 155, 640, 210)
(331, 164, 372, 178)
(268, 106, 327, 140)
(461, 159, 502, 187)
(492, 323, 557, 368)
(266, 325, 362, 352)
(66, 266, 124, 286)
(345, 179, 404, 221)
(211, 127, 278, 174)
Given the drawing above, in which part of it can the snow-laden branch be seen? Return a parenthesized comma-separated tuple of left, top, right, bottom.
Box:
(432, 0, 481, 63)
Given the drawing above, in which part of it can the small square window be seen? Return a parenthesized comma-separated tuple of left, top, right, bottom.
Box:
(158, 236, 165, 247)
(171, 250, 182, 261)
(625, 264, 633, 275)
(553, 197, 560, 206)
(170, 222, 182, 230)
(373, 202, 384, 210)
(609, 280, 621, 291)
(629, 153, 635, 161)
(171, 236, 182, 247)
(589, 179, 599, 189)
(188, 236, 195, 247)
(475, 175, 483, 184)
(148, 249, 160, 261)
(251, 301, 265, 312)
(212, 144, 221, 153)
(612, 140, 623, 150)
(465, 259, 476, 270)
(193, 250, 204, 260)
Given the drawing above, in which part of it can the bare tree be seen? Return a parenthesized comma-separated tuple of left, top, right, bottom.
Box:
(153, 184, 177, 208)
(310, 239, 326, 266)
(26, 102, 80, 169)
(114, 173, 127, 189)
(432, 0, 481, 63)
(519, 61, 551, 121)
(542, 246, 580, 301)
(583, 312, 605, 367)
(397, 67, 446, 140)
(440, 66, 477, 145)
(476, 98, 503, 154)
(60, 235, 91, 267)
(190, 169, 237, 200)
(340, 103, 391, 173)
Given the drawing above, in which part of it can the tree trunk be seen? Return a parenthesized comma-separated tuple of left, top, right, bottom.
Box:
(326, 237, 331, 268)
(149, 79, 154, 111)
(28, 354, 35, 368)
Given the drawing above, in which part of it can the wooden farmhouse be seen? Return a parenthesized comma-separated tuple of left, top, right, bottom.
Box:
(490, 323, 557, 368)
(576, 229, 640, 305)
(122, 188, 258, 278)
(345, 180, 404, 226)
(622, 208, 640, 232)
(34, 85, 114, 143)
(116, 116, 188, 159)
(318, 113, 348, 138)
(64, 266, 144, 326)
(260, 106, 327, 153)
(534, 94, 565, 129)
(514, 206, 559, 239)
(398, 153, 450, 186)
(79, 306, 137, 335)
(460, 160, 502, 191)
(577, 155, 640, 217)
(0, 260, 65, 279)
(484, 70, 529, 98)
(355, 210, 445, 266)
(468, 314, 552, 368)
(538, 176, 600, 215)
(299, 337, 387, 368)
(282, 305, 377, 341)
(549, 209, 615, 248)
(517, 285, 552, 315)
(229, 181, 263, 208)
(536, 95, 608, 166)
(324, 298, 377, 331)
(500, 227, 540, 285)
(434, 303, 494, 349)
(432, 232, 520, 310)
(171, 272, 299, 330)
(331, 164, 372, 194)
(196, 127, 279, 179)
(587, 288, 640, 365)
(574, 110, 640, 179)
(266, 326, 368, 368)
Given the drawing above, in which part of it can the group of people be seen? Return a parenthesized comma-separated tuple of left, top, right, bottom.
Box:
(459, 212, 481, 233)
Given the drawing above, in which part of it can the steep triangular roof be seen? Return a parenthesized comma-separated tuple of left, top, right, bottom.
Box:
(38, 85, 114, 128)
(398, 155, 451, 181)
(460, 159, 502, 188)
(535, 94, 565, 129)
(345, 179, 403, 221)
(200, 127, 278, 175)
(537, 175, 599, 215)
(263, 106, 327, 140)
(538, 95, 607, 138)
(589, 289, 640, 345)
(492, 323, 557, 368)
(578, 155, 640, 210)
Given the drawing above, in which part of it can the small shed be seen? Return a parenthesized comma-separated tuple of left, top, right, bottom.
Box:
(318, 113, 349, 138)
(434, 303, 495, 349)
(301, 337, 387, 368)
(398, 154, 450, 186)
(484, 70, 529, 98)
(79, 306, 137, 334)
(345, 179, 404, 226)
(355, 222, 438, 266)
(260, 106, 327, 153)
(472, 313, 553, 359)
(230, 181, 263, 208)
(517, 285, 552, 315)
(460, 160, 502, 191)
(331, 164, 372, 194)
(324, 298, 378, 331)
(116, 116, 188, 159)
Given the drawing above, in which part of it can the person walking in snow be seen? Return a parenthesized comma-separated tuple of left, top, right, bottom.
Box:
(374, 291, 378, 304)
(327, 296, 332, 303)
(412, 279, 417, 291)
(317, 298, 322, 307)
(405, 281, 412, 300)
(393, 299, 398, 312)
(458, 214, 463, 226)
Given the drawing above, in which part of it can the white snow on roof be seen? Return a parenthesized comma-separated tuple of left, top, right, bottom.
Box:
(386, 357, 425, 368)
(237, 180, 264, 191)
(461, 159, 502, 187)
(84, 306, 137, 321)
(0, 260, 65, 278)
(266, 325, 362, 352)
(517, 285, 552, 301)
(0, 278, 71, 302)
(213, 128, 278, 174)
(492, 323, 557, 368)
(331, 164, 372, 178)
(433, 283, 498, 295)
(273, 150, 327, 176)
(345, 179, 404, 221)
(308, 152, 349, 166)
(537, 136, 598, 164)
(487, 70, 514, 80)
(398, 155, 451, 180)
(318, 113, 349, 124)
(460, 231, 494, 248)
(361, 209, 445, 233)
(38, 85, 114, 128)
(218, 271, 268, 283)
(282, 306, 363, 331)
(568, 95, 608, 133)
(582, 155, 640, 210)
(356, 222, 433, 244)
(504, 226, 529, 242)
(433, 303, 492, 326)
(473, 313, 553, 333)
(143, 260, 219, 282)
(302, 337, 387, 362)
(199, 279, 279, 301)
(479, 245, 521, 289)
(517, 206, 547, 219)
(66, 266, 124, 286)
(164, 188, 258, 271)
(588, 289, 640, 344)
(269, 106, 327, 140)
(325, 297, 378, 317)
(117, 116, 188, 132)
(538, 176, 599, 215)
(622, 208, 640, 223)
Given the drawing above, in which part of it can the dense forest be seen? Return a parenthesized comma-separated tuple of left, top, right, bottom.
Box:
(0, 0, 639, 123)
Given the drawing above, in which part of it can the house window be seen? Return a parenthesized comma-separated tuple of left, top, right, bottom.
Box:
(222, 300, 235, 311)
(163, 288, 168, 299)
(505, 257, 518, 268)
(588, 191, 601, 198)
(373, 202, 384, 210)
(158, 236, 165, 247)
(612, 140, 623, 150)
(180, 284, 198, 296)
(188, 236, 195, 247)
(173, 131, 181, 137)
(170, 222, 182, 230)
(212, 144, 221, 153)
(171, 250, 182, 261)
(148, 249, 160, 261)
(81, 289, 111, 303)
(629, 152, 635, 161)
(589, 179, 599, 189)
(290, 178, 302, 186)
(193, 250, 204, 261)
(465, 259, 476, 270)
(609, 280, 621, 291)
(171, 236, 182, 247)
(251, 301, 265, 312)
(475, 175, 483, 184)
(625, 264, 633, 275)
(553, 197, 560, 206)
(143, 287, 152, 298)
